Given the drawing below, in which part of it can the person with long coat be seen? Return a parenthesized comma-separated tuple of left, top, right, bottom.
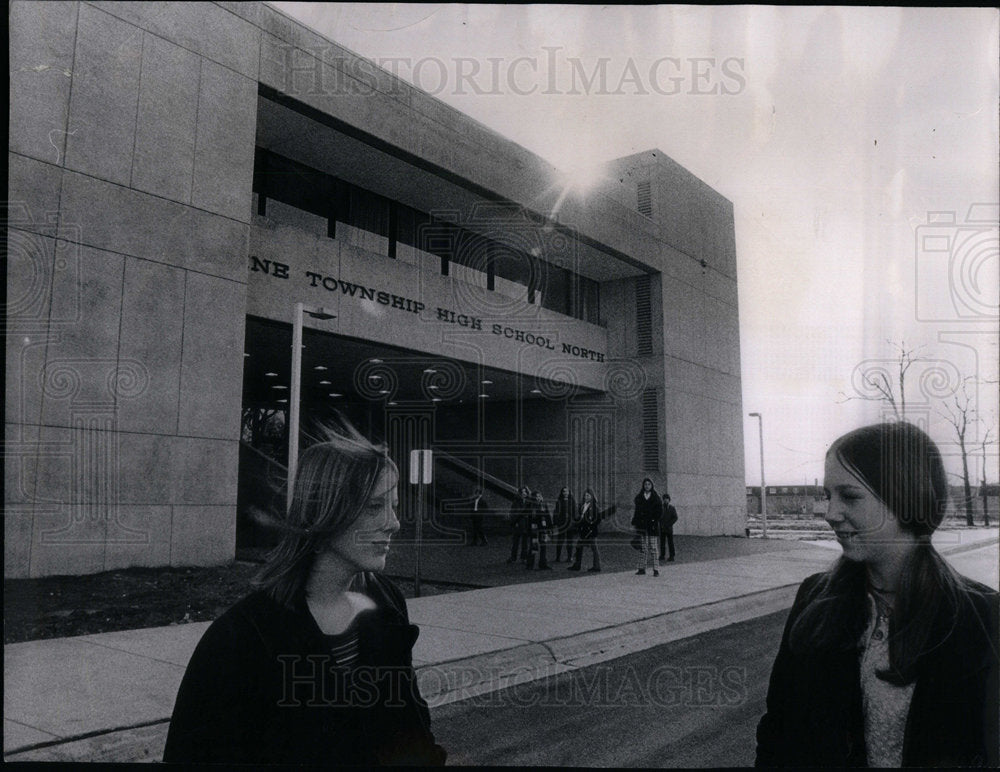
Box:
(552, 486, 576, 562)
(631, 478, 662, 576)
(505, 486, 533, 564)
(526, 490, 553, 570)
(567, 489, 602, 572)
(755, 422, 998, 767)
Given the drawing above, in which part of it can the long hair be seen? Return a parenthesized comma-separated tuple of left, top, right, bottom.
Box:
(254, 418, 394, 608)
(789, 422, 965, 683)
(581, 488, 599, 514)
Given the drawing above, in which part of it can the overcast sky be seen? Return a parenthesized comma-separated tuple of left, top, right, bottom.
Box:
(271, 3, 999, 486)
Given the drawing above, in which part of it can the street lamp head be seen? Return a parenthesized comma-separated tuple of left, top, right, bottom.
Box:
(305, 308, 336, 321)
(749, 412, 760, 418)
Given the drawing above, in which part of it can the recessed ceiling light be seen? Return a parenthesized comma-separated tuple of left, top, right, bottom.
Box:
(329, 393, 342, 398)
(370, 358, 382, 364)
(388, 401, 397, 406)
(243, 352, 250, 357)
(530, 388, 542, 394)
(265, 372, 278, 377)
(378, 389, 390, 394)
(428, 384, 439, 390)
(276, 399, 288, 403)
(423, 368, 437, 374)
(314, 365, 327, 371)
(319, 380, 331, 385)
(481, 379, 493, 384)
(432, 398, 441, 402)
(478, 393, 489, 398)
(272, 385, 288, 390)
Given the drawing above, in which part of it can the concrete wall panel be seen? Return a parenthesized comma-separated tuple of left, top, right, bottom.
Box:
(117, 259, 186, 434)
(176, 273, 246, 439)
(192, 61, 257, 222)
(59, 170, 249, 281)
(131, 33, 200, 202)
(170, 506, 236, 567)
(64, 4, 142, 186)
(89, 1, 261, 79)
(39, 245, 124, 428)
(9, 1, 78, 165)
(104, 506, 172, 570)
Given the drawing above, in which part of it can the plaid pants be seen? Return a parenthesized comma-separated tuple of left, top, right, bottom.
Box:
(638, 531, 660, 570)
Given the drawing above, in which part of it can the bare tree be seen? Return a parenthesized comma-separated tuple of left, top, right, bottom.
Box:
(939, 377, 979, 526)
(840, 340, 925, 421)
(978, 417, 996, 527)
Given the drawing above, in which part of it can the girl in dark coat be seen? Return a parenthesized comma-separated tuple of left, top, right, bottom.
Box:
(552, 486, 576, 562)
(755, 422, 998, 767)
(631, 478, 662, 576)
(568, 488, 602, 572)
(164, 422, 446, 765)
(526, 490, 553, 570)
(505, 486, 533, 564)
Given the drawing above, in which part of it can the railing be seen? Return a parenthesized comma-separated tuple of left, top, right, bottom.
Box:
(433, 448, 520, 499)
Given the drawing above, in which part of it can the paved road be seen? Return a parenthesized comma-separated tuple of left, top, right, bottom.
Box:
(428, 540, 999, 768)
(430, 609, 787, 768)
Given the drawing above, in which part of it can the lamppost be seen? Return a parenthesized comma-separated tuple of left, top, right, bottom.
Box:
(749, 412, 767, 538)
(287, 302, 336, 512)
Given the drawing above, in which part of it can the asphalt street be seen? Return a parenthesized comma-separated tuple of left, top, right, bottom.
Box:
(430, 608, 787, 768)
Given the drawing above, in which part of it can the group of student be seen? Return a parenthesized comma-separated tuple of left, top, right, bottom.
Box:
(501, 485, 608, 571)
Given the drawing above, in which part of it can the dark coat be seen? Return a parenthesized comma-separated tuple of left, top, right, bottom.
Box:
(662, 502, 678, 529)
(508, 497, 533, 534)
(631, 490, 663, 535)
(755, 571, 999, 767)
(163, 572, 446, 765)
(553, 494, 576, 531)
(529, 502, 552, 536)
(577, 501, 602, 539)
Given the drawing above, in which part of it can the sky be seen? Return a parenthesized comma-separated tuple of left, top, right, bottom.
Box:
(270, 3, 999, 486)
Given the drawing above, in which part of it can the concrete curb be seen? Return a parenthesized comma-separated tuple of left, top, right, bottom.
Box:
(415, 583, 799, 708)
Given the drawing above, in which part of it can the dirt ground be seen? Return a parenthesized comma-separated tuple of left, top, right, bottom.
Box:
(2, 562, 457, 645)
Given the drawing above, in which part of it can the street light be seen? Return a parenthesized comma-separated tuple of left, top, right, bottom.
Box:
(288, 302, 337, 512)
(749, 412, 767, 538)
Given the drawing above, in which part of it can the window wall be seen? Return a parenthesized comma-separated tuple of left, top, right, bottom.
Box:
(252, 148, 600, 325)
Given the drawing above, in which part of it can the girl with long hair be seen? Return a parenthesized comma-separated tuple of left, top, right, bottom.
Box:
(568, 488, 602, 572)
(755, 422, 998, 767)
(631, 477, 662, 577)
(164, 421, 446, 765)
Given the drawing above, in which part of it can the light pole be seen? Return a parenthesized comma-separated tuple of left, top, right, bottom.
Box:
(749, 412, 767, 538)
(287, 302, 336, 512)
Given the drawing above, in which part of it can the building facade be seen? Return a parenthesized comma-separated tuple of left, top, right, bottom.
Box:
(6, 1, 745, 577)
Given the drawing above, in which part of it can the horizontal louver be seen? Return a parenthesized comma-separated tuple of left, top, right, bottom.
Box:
(642, 389, 659, 472)
(637, 180, 652, 217)
(636, 275, 652, 356)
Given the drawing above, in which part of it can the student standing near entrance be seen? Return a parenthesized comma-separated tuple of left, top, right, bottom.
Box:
(660, 494, 678, 562)
(552, 486, 576, 562)
(568, 489, 602, 572)
(632, 478, 662, 576)
(506, 486, 532, 564)
(164, 421, 446, 765)
(468, 487, 488, 546)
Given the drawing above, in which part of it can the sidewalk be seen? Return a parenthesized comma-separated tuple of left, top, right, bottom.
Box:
(5, 530, 998, 763)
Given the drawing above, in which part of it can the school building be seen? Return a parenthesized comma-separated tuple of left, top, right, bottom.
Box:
(6, 1, 745, 577)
